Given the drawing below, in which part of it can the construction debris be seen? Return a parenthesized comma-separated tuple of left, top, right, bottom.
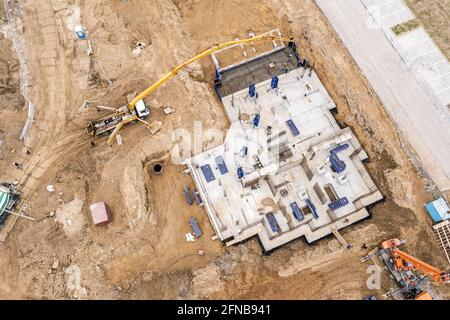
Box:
(74, 25, 86, 40)
(86, 40, 93, 55)
(148, 121, 162, 135)
(116, 134, 123, 146)
(52, 259, 59, 270)
(163, 106, 175, 115)
(82, 100, 92, 109)
(185, 233, 195, 242)
(331, 227, 352, 250)
(12, 162, 22, 169)
(132, 41, 146, 56)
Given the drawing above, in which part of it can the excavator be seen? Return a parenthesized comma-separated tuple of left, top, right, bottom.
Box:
(362, 238, 450, 300)
(85, 33, 294, 145)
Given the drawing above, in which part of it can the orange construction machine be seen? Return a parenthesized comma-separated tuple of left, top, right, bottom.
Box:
(363, 238, 449, 300)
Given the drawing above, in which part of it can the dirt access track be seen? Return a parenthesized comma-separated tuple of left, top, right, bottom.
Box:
(0, 0, 448, 299)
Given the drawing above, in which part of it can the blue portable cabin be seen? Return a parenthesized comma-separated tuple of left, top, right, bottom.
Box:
(425, 198, 450, 223)
(189, 217, 202, 238)
(193, 190, 203, 207)
(290, 202, 305, 221)
(183, 186, 193, 206)
(266, 212, 281, 233)
(306, 198, 319, 219)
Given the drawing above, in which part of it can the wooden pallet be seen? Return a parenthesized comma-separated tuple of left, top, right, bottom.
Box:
(433, 220, 450, 264)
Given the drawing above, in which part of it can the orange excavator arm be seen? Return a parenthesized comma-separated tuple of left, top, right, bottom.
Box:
(384, 239, 450, 285)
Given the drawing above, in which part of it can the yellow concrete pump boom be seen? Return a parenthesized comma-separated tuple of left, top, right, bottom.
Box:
(99, 34, 293, 145)
(127, 34, 294, 111)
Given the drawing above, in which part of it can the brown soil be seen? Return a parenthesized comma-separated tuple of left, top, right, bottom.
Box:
(0, 0, 448, 300)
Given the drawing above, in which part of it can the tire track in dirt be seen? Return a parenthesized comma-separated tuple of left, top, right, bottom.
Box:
(1, 0, 86, 241)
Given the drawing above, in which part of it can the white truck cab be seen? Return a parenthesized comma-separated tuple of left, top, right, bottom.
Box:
(135, 99, 150, 118)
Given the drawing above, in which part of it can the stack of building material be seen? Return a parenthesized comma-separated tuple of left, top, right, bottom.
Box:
(90, 202, 110, 225)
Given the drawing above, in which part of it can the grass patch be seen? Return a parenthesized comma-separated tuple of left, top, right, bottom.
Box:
(403, 0, 450, 61)
(391, 19, 421, 35)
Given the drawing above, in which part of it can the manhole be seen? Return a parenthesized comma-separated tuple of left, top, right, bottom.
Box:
(153, 163, 163, 174)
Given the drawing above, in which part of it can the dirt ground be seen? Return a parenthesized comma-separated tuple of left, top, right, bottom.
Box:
(0, 0, 449, 300)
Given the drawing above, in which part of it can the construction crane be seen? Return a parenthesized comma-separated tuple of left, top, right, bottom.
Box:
(85, 34, 294, 145)
(362, 238, 449, 300)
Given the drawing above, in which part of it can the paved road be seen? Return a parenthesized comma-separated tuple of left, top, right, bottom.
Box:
(316, 0, 450, 192)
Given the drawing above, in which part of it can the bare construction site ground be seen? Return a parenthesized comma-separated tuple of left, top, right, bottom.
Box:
(0, 0, 449, 299)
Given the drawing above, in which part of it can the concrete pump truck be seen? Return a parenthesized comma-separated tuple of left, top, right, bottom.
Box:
(85, 33, 294, 145)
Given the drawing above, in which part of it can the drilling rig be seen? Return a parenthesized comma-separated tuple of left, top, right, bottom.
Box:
(362, 238, 449, 300)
